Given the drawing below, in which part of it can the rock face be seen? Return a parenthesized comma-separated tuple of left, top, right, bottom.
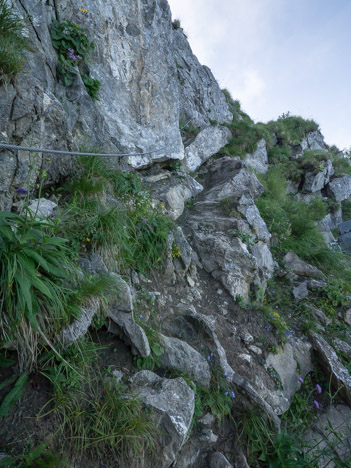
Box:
(184, 126, 232, 172)
(0, 0, 231, 210)
(185, 157, 273, 300)
(244, 139, 268, 174)
(302, 160, 334, 193)
(327, 175, 351, 201)
(160, 335, 211, 386)
(131, 371, 195, 468)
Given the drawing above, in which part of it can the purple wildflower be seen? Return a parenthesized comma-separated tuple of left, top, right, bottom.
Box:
(298, 376, 304, 384)
(231, 391, 235, 398)
(148, 225, 153, 231)
(207, 356, 211, 361)
(313, 400, 320, 409)
(164, 210, 169, 214)
(316, 384, 322, 394)
(210, 352, 214, 357)
(141, 217, 147, 223)
(217, 385, 220, 390)
(226, 376, 230, 381)
(223, 372, 227, 377)
(139, 314, 143, 319)
(16, 188, 28, 195)
(225, 391, 229, 396)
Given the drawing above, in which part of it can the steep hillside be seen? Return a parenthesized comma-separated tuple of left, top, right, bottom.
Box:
(0, 1, 351, 467)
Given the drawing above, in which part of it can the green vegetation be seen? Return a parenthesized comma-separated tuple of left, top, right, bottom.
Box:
(265, 112, 319, 146)
(50, 14, 101, 98)
(0, 211, 77, 371)
(240, 373, 351, 467)
(0, 442, 68, 467)
(39, 339, 156, 464)
(61, 155, 172, 272)
(0, 0, 29, 80)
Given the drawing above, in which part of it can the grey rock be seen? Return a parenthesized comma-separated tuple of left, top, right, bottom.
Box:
(332, 338, 351, 359)
(130, 370, 195, 468)
(205, 157, 264, 201)
(27, 198, 57, 218)
(184, 126, 232, 171)
(62, 301, 99, 345)
(307, 131, 329, 152)
(199, 428, 218, 443)
(199, 412, 215, 426)
(160, 334, 211, 386)
(244, 139, 268, 174)
(251, 241, 274, 278)
(311, 333, 351, 406)
(78, 253, 109, 276)
(182, 308, 281, 430)
(283, 252, 326, 279)
(319, 207, 342, 232)
(240, 332, 254, 345)
(344, 308, 351, 326)
(266, 340, 312, 413)
(302, 160, 334, 193)
(107, 273, 133, 313)
(107, 312, 150, 358)
(305, 405, 351, 468)
(150, 172, 203, 220)
(173, 29, 233, 127)
(172, 226, 196, 275)
(249, 345, 263, 355)
(327, 175, 351, 202)
(293, 281, 309, 301)
(237, 199, 271, 242)
(307, 280, 327, 290)
(209, 452, 233, 468)
(304, 304, 331, 326)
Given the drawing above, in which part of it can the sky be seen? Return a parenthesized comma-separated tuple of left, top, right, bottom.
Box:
(167, 0, 351, 150)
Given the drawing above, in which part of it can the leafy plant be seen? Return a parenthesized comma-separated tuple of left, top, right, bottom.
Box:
(49, 17, 100, 98)
(232, 229, 255, 246)
(0, 442, 67, 467)
(0, 211, 77, 370)
(0, 0, 29, 80)
(0, 373, 28, 418)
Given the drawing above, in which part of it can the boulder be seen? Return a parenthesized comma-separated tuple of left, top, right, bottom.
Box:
(265, 340, 313, 413)
(159, 335, 211, 387)
(293, 281, 309, 301)
(62, 302, 99, 346)
(130, 371, 195, 468)
(27, 198, 57, 218)
(107, 273, 133, 313)
(327, 175, 351, 202)
(107, 312, 150, 358)
(302, 160, 334, 193)
(283, 252, 326, 280)
(78, 253, 109, 276)
(344, 308, 351, 326)
(184, 126, 232, 172)
(332, 338, 351, 359)
(244, 139, 268, 174)
(311, 333, 351, 406)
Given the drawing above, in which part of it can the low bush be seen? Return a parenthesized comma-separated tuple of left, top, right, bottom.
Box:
(266, 113, 319, 146)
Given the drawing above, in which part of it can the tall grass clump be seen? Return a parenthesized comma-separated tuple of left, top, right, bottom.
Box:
(62, 155, 172, 273)
(41, 368, 156, 463)
(0, 211, 77, 371)
(0, 0, 29, 80)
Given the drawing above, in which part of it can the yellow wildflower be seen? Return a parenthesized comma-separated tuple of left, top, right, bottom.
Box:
(86, 237, 91, 242)
(81, 8, 88, 13)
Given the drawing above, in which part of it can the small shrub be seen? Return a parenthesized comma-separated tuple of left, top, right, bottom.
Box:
(0, 0, 29, 80)
(50, 16, 101, 98)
